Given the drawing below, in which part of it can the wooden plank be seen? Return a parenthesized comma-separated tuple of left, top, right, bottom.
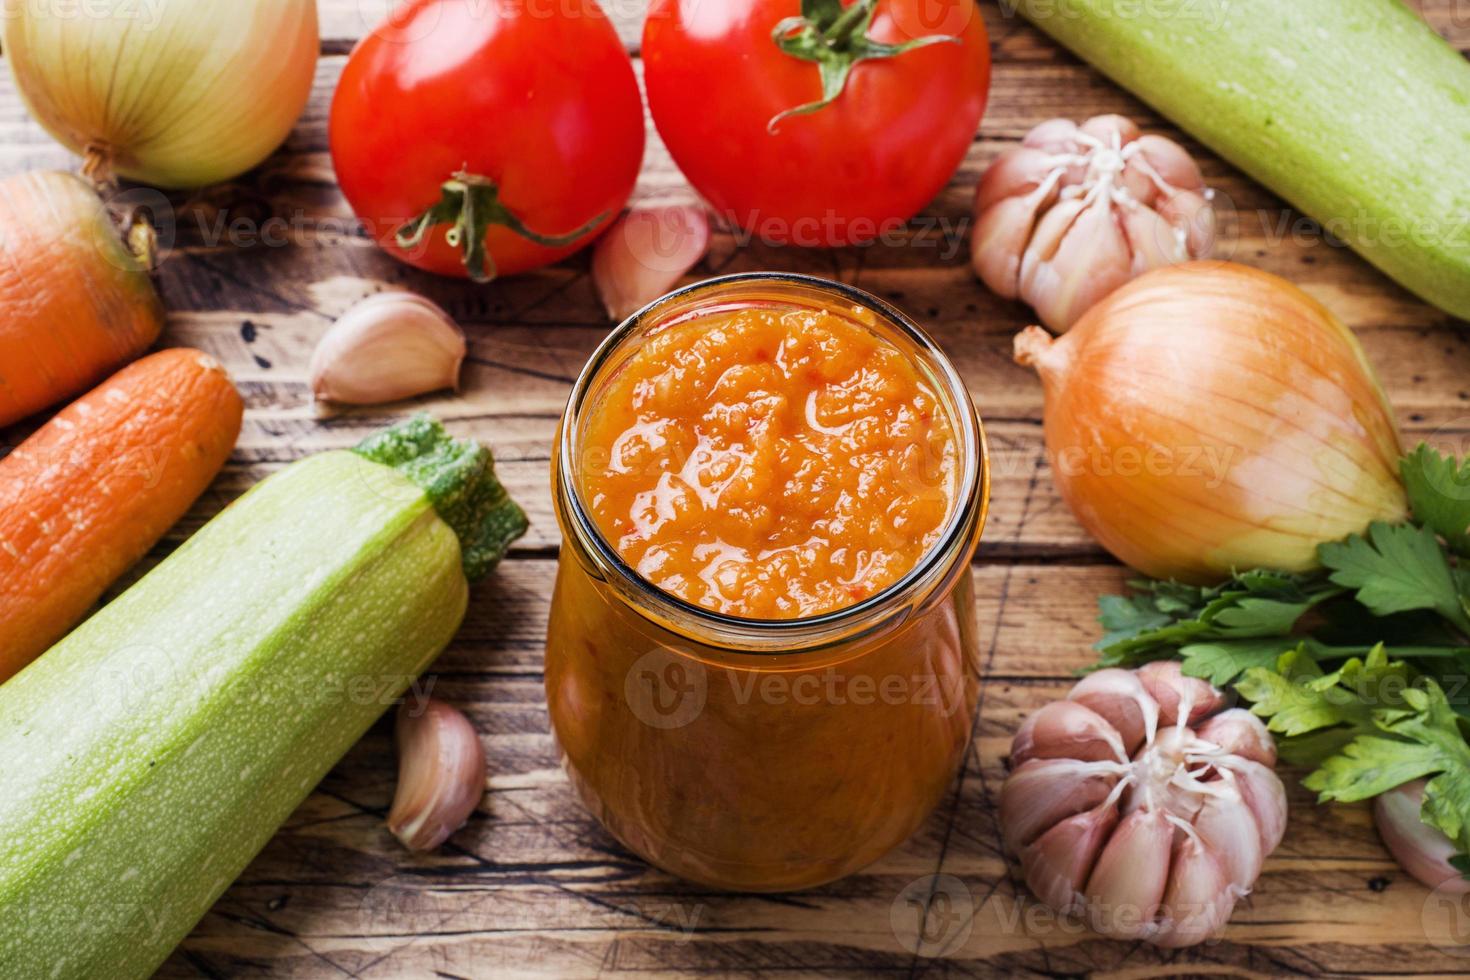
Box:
(146, 559, 1465, 977)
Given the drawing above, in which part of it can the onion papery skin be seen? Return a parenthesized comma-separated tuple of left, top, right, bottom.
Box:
(3, 1, 318, 188)
(1016, 261, 1407, 584)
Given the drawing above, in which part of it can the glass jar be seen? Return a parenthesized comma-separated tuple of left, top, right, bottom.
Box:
(545, 273, 990, 892)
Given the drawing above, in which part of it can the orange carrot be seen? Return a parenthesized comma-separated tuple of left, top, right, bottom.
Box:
(0, 171, 164, 428)
(0, 348, 243, 682)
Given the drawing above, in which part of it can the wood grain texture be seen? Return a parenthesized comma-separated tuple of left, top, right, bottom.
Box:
(3, 1, 1469, 976)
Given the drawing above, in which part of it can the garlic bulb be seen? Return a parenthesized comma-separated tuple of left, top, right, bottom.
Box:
(972, 114, 1215, 331)
(1015, 261, 1408, 584)
(388, 699, 487, 852)
(310, 293, 467, 406)
(3, 1, 318, 188)
(999, 662, 1289, 948)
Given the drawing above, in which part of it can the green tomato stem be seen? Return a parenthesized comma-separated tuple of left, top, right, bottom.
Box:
(767, 0, 961, 133)
(395, 172, 606, 283)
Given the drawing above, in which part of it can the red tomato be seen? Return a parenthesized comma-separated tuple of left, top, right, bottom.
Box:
(643, 0, 990, 248)
(331, 0, 645, 281)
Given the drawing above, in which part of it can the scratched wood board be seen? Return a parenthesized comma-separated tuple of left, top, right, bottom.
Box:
(3, 1, 1470, 976)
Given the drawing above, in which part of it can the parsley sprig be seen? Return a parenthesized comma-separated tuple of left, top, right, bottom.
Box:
(1091, 445, 1470, 876)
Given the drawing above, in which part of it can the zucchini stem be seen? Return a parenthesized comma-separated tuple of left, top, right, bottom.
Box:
(354, 415, 528, 581)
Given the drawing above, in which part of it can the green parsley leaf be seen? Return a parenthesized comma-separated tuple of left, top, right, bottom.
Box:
(1274, 727, 1363, 769)
(1304, 678, 1470, 858)
(1237, 646, 1374, 738)
(1306, 735, 1445, 800)
(1236, 644, 1417, 767)
(1402, 657, 1470, 723)
(1403, 444, 1470, 557)
(1178, 637, 1301, 687)
(1097, 593, 1171, 647)
(1093, 572, 1338, 670)
(1320, 522, 1470, 635)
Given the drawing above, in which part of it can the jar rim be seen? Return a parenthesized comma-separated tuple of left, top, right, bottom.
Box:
(555, 272, 990, 652)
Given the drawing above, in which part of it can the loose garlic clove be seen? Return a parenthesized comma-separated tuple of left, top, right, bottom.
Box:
(1197, 709, 1277, 768)
(1154, 834, 1235, 948)
(1085, 808, 1173, 940)
(592, 205, 710, 322)
(1011, 700, 1126, 766)
(1070, 669, 1157, 754)
(1022, 803, 1119, 912)
(999, 758, 1118, 852)
(1137, 661, 1225, 728)
(387, 698, 487, 852)
(310, 292, 466, 406)
(1375, 780, 1470, 894)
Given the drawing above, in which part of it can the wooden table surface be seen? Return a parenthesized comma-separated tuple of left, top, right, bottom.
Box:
(6, 2, 1470, 976)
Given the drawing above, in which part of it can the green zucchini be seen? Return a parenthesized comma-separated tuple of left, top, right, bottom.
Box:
(1013, 0, 1470, 320)
(0, 416, 526, 979)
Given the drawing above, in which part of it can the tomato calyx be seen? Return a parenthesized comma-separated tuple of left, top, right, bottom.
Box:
(767, 0, 960, 133)
(395, 172, 607, 283)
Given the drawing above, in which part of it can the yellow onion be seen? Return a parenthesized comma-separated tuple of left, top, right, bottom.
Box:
(1015, 261, 1407, 583)
(3, 0, 318, 188)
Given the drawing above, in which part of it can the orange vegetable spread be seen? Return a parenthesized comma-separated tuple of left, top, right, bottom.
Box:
(578, 304, 959, 619)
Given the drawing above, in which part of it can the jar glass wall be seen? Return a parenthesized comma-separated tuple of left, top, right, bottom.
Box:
(545, 273, 990, 892)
